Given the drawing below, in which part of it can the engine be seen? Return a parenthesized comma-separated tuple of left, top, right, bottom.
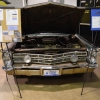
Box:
(15, 35, 83, 54)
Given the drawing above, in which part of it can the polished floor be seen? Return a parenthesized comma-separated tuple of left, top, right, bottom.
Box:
(0, 51, 100, 100)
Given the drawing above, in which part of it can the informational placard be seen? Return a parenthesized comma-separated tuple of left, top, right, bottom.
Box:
(0, 9, 22, 42)
(6, 9, 18, 25)
(91, 9, 100, 31)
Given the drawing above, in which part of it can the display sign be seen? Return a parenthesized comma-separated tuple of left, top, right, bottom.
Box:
(91, 9, 100, 31)
(0, 9, 22, 42)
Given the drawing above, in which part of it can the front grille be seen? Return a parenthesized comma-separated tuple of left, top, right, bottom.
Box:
(13, 51, 87, 64)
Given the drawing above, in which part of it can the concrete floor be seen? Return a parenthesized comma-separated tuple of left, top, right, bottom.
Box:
(0, 51, 100, 100)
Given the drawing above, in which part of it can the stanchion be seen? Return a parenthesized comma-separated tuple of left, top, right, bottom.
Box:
(81, 31, 98, 95)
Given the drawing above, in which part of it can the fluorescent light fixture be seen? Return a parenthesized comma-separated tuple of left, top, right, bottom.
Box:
(81, 0, 86, 3)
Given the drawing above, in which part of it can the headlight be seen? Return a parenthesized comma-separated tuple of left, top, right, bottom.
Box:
(70, 54, 78, 63)
(24, 55, 31, 63)
(90, 57, 96, 64)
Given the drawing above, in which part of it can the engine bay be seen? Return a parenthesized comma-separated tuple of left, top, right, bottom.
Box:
(15, 34, 84, 53)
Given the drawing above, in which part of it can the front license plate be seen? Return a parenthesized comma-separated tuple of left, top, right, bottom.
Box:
(44, 70, 59, 76)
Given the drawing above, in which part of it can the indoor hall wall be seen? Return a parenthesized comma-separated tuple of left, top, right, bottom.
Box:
(28, 0, 77, 6)
(7, 0, 23, 7)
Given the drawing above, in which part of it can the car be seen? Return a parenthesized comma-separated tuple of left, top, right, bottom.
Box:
(2, 2, 98, 76)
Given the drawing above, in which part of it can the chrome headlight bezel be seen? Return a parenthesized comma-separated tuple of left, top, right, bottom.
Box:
(24, 55, 31, 63)
(2, 51, 12, 59)
(4, 60, 12, 68)
(90, 57, 96, 64)
(2, 51, 13, 68)
(3, 52, 9, 58)
(92, 51, 97, 57)
(87, 49, 98, 62)
(70, 54, 78, 63)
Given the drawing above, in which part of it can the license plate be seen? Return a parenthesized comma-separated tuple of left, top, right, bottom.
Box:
(44, 70, 59, 76)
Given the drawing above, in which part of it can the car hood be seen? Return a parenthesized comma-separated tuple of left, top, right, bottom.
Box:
(21, 2, 85, 35)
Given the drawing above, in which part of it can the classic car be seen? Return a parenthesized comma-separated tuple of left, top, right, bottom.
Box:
(2, 2, 98, 76)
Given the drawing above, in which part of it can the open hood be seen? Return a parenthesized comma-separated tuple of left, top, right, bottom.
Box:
(21, 2, 85, 35)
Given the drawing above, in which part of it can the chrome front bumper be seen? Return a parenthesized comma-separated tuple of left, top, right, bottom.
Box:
(2, 62, 98, 76)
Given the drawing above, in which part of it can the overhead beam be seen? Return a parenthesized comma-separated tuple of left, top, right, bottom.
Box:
(0, 1, 7, 6)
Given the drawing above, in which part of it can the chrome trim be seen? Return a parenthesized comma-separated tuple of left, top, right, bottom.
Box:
(3, 62, 88, 70)
(2, 63, 98, 71)
(2, 67, 13, 71)
(88, 63, 98, 68)
(2, 62, 98, 71)
(13, 51, 87, 64)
